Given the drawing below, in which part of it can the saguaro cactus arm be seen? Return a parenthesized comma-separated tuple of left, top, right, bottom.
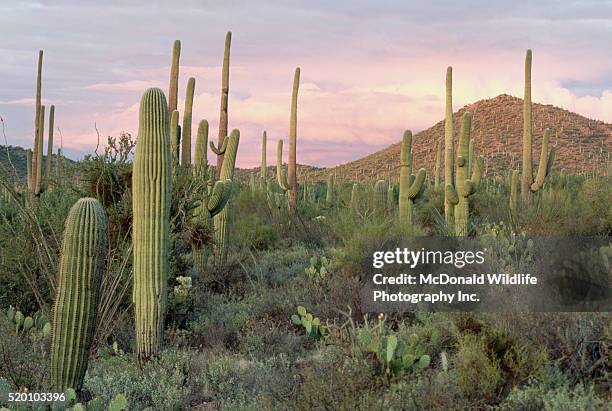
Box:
(194, 120, 209, 177)
(181, 77, 195, 166)
(210, 137, 228, 155)
(531, 128, 551, 192)
(168, 40, 181, 113)
(444, 66, 455, 227)
(276, 139, 290, 191)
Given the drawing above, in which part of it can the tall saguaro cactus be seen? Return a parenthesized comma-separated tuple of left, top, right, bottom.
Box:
(45, 105, 55, 189)
(521, 49, 554, 204)
(168, 40, 181, 113)
(276, 139, 290, 192)
(34, 105, 45, 195)
(181, 77, 195, 166)
(132, 88, 172, 362)
(374, 180, 388, 217)
(260, 131, 267, 187)
(190, 120, 232, 271)
(26, 149, 32, 191)
(32, 50, 43, 193)
(51, 198, 107, 391)
(287, 67, 300, 209)
(170, 110, 180, 166)
(398, 130, 426, 227)
(216, 32, 232, 179)
(434, 139, 442, 189)
(213, 129, 240, 264)
(443, 66, 455, 230)
(453, 112, 476, 236)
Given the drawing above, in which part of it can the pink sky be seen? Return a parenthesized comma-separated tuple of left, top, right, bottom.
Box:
(1, 1, 611, 167)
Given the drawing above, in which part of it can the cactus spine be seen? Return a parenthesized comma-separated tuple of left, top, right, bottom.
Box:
(132, 88, 172, 362)
(288, 67, 300, 209)
(453, 112, 476, 236)
(213, 129, 240, 264)
(398, 130, 426, 227)
(170, 110, 180, 166)
(215, 32, 232, 179)
(434, 139, 442, 189)
(45, 105, 55, 189)
(443, 67, 455, 230)
(32, 50, 43, 193)
(374, 180, 388, 217)
(181, 77, 195, 166)
(260, 131, 267, 188)
(168, 40, 181, 113)
(51, 198, 107, 391)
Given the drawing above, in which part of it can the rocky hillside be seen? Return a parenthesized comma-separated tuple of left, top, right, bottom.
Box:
(307, 94, 611, 182)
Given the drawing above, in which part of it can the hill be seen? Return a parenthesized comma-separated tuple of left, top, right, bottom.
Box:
(307, 94, 611, 182)
(0, 145, 71, 183)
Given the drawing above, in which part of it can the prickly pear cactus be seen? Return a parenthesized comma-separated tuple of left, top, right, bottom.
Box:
(51, 197, 107, 391)
(132, 88, 172, 362)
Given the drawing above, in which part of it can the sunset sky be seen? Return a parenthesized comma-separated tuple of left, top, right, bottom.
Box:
(1, 1, 611, 167)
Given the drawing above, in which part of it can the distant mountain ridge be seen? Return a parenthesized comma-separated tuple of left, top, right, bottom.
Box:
(306, 94, 611, 182)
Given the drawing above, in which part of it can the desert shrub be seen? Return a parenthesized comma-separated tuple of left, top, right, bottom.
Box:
(283, 346, 385, 410)
(0, 313, 50, 391)
(498, 365, 607, 411)
(453, 333, 503, 404)
(85, 350, 191, 410)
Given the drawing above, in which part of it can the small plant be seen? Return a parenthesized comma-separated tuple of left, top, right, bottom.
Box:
(291, 306, 326, 339)
(304, 255, 330, 284)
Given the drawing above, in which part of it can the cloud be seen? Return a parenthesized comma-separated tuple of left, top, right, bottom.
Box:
(0, 1, 610, 167)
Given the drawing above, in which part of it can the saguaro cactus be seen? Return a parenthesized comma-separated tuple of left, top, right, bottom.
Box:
(452, 112, 476, 236)
(521, 49, 554, 204)
(443, 67, 455, 230)
(213, 129, 240, 264)
(132, 88, 172, 362)
(288, 67, 300, 209)
(434, 139, 442, 189)
(374, 180, 388, 217)
(32, 50, 43, 193)
(168, 40, 181, 113)
(44, 105, 55, 189)
(170, 110, 180, 166)
(326, 174, 334, 204)
(194, 119, 209, 177)
(190, 120, 232, 271)
(398, 130, 426, 227)
(51, 198, 107, 391)
(181, 77, 195, 166)
(509, 170, 519, 224)
(276, 139, 290, 192)
(260, 131, 267, 187)
(26, 149, 32, 191)
(216, 32, 232, 179)
(34, 105, 45, 195)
